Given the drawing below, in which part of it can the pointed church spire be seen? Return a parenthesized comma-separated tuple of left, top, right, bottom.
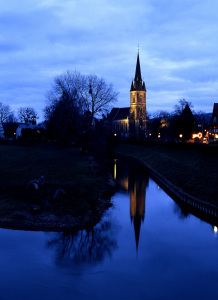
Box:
(130, 51, 146, 92)
(134, 215, 142, 251)
(134, 51, 142, 82)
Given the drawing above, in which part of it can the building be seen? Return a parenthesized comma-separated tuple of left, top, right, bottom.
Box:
(209, 103, 218, 142)
(108, 51, 147, 138)
(16, 123, 46, 140)
(179, 104, 195, 141)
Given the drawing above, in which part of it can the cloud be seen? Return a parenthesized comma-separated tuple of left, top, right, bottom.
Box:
(0, 0, 218, 122)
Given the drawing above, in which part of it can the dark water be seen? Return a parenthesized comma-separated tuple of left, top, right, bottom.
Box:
(0, 158, 218, 300)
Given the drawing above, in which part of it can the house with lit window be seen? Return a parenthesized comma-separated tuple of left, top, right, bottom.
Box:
(16, 123, 46, 140)
(209, 103, 218, 142)
(108, 51, 147, 138)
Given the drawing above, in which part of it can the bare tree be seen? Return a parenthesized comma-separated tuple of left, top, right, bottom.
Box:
(173, 99, 193, 116)
(47, 218, 117, 264)
(17, 107, 38, 124)
(153, 110, 171, 119)
(0, 102, 12, 123)
(45, 70, 118, 148)
(6, 112, 18, 123)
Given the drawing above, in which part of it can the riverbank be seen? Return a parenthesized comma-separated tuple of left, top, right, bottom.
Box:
(114, 141, 218, 207)
(0, 142, 115, 231)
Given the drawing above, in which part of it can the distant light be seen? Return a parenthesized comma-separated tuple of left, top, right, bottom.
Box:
(114, 133, 117, 137)
(14, 132, 16, 135)
(214, 226, 218, 233)
(192, 132, 202, 139)
(179, 134, 183, 138)
(149, 133, 152, 136)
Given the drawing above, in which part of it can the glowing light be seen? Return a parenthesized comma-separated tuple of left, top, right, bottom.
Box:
(214, 226, 218, 233)
(114, 133, 117, 137)
(192, 132, 202, 139)
(179, 134, 183, 138)
(149, 133, 152, 136)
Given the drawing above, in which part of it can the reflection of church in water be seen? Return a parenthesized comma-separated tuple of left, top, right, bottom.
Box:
(114, 159, 149, 249)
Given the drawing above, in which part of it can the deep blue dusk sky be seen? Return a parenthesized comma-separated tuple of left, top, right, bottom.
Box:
(0, 0, 218, 121)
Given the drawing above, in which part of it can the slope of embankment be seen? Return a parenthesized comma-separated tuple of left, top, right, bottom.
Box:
(114, 141, 218, 206)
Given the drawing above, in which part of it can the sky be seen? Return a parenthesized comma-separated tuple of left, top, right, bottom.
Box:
(0, 0, 218, 122)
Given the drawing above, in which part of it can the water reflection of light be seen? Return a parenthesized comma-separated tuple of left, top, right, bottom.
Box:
(213, 226, 218, 233)
(114, 159, 117, 180)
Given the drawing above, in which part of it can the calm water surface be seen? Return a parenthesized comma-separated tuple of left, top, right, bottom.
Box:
(0, 158, 218, 300)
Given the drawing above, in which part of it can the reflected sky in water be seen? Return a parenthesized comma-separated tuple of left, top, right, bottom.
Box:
(0, 158, 218, 300)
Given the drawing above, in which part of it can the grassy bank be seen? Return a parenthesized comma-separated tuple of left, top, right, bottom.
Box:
(114, 142, 218, 206)
(0, 142, 112, 224)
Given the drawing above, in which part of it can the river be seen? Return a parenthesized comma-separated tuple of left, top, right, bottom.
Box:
(0, 158, 218, 300)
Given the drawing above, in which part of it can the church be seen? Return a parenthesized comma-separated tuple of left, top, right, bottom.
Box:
(108, 51, 147, 138)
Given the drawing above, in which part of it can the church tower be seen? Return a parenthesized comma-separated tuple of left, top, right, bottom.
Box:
(130, 51, 147, 131)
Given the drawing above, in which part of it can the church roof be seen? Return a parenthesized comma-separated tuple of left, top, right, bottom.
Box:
(180, 104, 195, 120)
(130, 52, 146, 92)
(108, 107, 130, 121)
(212, 103, 218, 122)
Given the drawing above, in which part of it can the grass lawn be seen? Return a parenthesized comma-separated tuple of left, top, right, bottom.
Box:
(114, 141, 218, 206)
(0, 142, 108, 219)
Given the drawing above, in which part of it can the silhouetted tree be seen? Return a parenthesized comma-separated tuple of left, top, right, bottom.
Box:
(5, 112, 17, 123)
(45, 70, 118, 149)
(0, 102, 12, 123)
(173, 99, 193, 116)
(47, 219, 117, 264)
(17, 107, 38, 124)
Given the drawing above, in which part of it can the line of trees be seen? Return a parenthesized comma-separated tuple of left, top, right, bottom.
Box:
(1, 71, 211, 145)
(0, 104, 39, 139)
(0, 70, 118, 146)
(0, 103, 39, 124)
(148, 99, 210, 141)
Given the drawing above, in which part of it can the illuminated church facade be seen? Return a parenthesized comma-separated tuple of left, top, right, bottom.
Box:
(109, 51, 147, 137)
